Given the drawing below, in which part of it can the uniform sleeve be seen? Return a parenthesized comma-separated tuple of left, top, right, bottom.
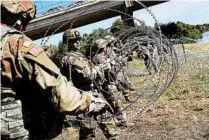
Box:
(6, 34, 92, 115)
(33, 63, 91, 114)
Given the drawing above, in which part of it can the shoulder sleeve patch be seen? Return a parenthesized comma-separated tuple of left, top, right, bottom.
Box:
(23, 41, 33, 48)
(20, 41, 35, 53)
(28, 45, 43, 57)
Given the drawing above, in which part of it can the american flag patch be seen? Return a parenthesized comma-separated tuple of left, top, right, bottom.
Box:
(29, 45, 43, 56)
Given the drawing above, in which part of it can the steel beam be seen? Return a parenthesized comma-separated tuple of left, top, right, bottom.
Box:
(24, 1, 167, 40)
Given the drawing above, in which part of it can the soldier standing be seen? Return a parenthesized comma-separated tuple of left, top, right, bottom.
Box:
(60, 29, 118, 140)
(104, 35, 135, 98)
(1, 1, 109, 139)
(93, 38, 129, 128)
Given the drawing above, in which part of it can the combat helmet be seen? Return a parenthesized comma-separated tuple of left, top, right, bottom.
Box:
(68, 29, 81, 40)
(63, 29, 81, 44)
(104, 35, 120, 51)
(104, 35, 116, 43)
(95, 39, 108, 49)
(1, 0, 36, 30)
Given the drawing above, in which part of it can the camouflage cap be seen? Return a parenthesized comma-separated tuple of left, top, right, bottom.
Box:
(95, 39, 108, 49)
(1, 0, 36, 19)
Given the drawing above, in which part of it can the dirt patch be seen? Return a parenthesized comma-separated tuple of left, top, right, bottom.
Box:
(117, 98, 209, 140)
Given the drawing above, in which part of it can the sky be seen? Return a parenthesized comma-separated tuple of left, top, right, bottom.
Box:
(34, 0, 209, 45)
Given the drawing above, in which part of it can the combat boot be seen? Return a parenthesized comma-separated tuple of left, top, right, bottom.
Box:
(107, 133, 118, 140)
(99, 119, 118, 140)
(79, 120, 96, 140)
(79, 129, 95, 140)
(123, 90, 134, 103)
(115, 111, 127, 128)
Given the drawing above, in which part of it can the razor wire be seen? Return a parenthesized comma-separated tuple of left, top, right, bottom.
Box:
(37, 0, 179, 129)
(114, 28, 178, 122)
(118, 42, 209, 138)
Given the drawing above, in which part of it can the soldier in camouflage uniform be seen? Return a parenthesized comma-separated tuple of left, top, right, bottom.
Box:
(93, 38, 129, 128)
(60, 29, 118, 140)
(1, 1, 110, 139)
(104, 35, 135, 94)
(61, 29, 92, 90)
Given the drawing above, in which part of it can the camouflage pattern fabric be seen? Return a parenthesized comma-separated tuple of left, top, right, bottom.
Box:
(1, 0, 36, 19)
(78, 117, 117, 140)
(58, 50, 118, 139)
(60, 51, 92, 90)
(95, 40, 133, 101)
(93, 40, 130, 127)
(1, 25, 94, 139)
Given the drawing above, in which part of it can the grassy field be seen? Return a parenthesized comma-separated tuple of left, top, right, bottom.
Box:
(55, 43, 209, 140)
(116, 43, 209, 140)
(183, 43, 209, 53)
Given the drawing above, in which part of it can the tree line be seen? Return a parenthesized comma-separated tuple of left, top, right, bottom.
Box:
(45, 20, 209, 55)
(156, 21, 209, 40)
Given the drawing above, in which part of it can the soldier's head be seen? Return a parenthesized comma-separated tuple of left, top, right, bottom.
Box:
(63, 29, 82, 51)
(94, 39, 109, 54)
(1, 0, 36, 31)
(104, 35, 120, 50)
(63, 29, 81, 43)
(104, 35, 116, 43)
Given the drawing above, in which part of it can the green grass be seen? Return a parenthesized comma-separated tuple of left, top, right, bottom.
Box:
(130, 59, 145, 69)
(129, 47, 209, 111)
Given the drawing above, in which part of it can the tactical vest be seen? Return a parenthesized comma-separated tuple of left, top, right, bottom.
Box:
(61, 51, 91, 76)
(60, 51, 92, 91)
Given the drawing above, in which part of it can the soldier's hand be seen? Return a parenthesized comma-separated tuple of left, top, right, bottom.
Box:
(85, 95, 113, 117)
(90, 66, 104, 80)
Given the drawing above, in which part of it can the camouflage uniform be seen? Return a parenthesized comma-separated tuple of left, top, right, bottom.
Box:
(60, 30, 117, 140)
(93, 39, 128, 127)
(1, 1, 108, 139)
(104, 36, 135, 99)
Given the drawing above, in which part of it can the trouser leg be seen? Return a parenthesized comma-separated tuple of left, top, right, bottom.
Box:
(79, 121, 96, 140)
(102, 83, 127, 128)
(102, 83, 121, 113)
(99, 121, 118, 140)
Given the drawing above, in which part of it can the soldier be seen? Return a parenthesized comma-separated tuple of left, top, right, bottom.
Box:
(61, 29, 91, 88)
(105, 35, 135, 93)
(1, 1, 109, 139)
(93, 38, 129, 128)
(60, 29, 118, 140)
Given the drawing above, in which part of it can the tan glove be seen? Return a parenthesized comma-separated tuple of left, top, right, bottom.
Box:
(84, 93, 113, 117)
(90, 66, 105, 80)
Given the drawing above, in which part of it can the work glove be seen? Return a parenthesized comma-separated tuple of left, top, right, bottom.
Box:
(85, 94, 113, 118)
(90, 64, 107, 80)
(90, 66, 102, 80)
